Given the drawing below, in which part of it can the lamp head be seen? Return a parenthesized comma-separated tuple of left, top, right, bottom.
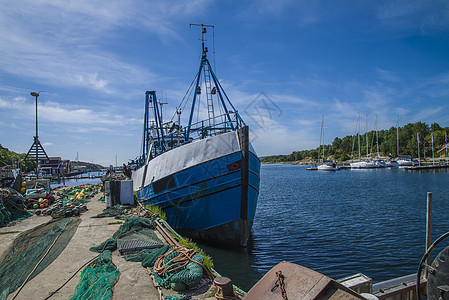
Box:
(30, 92, 39, 97)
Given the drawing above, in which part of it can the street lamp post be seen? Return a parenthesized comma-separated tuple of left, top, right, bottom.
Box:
(23, 91, 49, 178)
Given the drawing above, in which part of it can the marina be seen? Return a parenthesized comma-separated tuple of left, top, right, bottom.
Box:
(204, 164, 449, 292)
(2, 164, 449, 299)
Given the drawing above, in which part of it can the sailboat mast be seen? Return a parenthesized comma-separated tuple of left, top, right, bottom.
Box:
(376, 115, 379, 158)
(432, 133, 435, 166)
(357, 113, 361, 161)
(417, 133, 421, 166)
(397, 116, 399, 157)
(321, 116, 324, 162)
(365, 115, 369, 158)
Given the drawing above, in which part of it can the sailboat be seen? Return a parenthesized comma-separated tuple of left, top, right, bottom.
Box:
(370, 115, 392, 168)
(132, 25, 260, 247)
(317, 116, 339, 171)
(396, 117, 415, 167)
(350, 114, 375, 169)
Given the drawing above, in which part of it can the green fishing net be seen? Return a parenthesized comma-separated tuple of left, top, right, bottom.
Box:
(88, 216, 205, 293)
(0, 217, 81, 300)
(91, 206, 127, 219)
(126, 245, 205, 291)
(71, 250, 119, 300)
(0, 188, 32, 227)
(163, 295, 191, 300)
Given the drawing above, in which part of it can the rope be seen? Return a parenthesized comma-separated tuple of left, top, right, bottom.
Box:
(154, 246, 197, 278)
(153, 244, 216, 292)
(170, 73, 198, 123)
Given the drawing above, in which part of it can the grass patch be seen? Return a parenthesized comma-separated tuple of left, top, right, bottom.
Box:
(178, 237, 214, 270)
(0, 231, 20, 235)
(145, 204, 166, 221)
(107, 221, 124, 225)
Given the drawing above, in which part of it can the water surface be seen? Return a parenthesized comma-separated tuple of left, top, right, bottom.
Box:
(203, 164, 449, 291)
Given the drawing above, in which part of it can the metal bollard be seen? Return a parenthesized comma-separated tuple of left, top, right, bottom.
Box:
(214, 277, 236, 299)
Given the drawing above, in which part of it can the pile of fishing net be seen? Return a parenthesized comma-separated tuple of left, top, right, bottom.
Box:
(0, 187, 32, 227)
(71, 250, 119, 300)
(81, 216, 206, 297)
(0, 217, 81, 299)
(91, 205, 128, 219)
(132, 245, 205, 291)
(89, 216, 159, 252)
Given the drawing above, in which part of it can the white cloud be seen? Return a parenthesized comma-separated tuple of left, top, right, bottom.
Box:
(0, 96, 134, 129)
(375, 68, 402, 83)
(0, 0, 212, 96)
(411, 107, 444, 123)
(376, 0, 449, 34)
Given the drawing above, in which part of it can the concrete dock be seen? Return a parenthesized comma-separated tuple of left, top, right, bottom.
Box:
(0, 190, 205, 299)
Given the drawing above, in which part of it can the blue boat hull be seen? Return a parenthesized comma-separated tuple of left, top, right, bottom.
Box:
(135, 127, 260, 246)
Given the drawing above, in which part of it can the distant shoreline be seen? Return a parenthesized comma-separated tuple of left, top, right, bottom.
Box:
(261, 157, 448, 166)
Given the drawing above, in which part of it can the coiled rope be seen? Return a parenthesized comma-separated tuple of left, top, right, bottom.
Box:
(154, 246, 199, 278)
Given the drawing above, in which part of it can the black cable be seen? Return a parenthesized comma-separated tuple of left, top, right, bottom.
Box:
(416, 231, 449, 300)
(44, 228, 112, 300)
(44, 254, 100, 299)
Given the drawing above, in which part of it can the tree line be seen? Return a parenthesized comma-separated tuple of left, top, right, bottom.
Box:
(261, 122, 449, 163)
(0, 145, 103, 172)
(0, 145, 36, 172)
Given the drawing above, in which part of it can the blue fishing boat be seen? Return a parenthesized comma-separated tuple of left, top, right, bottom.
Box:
(132, 24, 260, 247)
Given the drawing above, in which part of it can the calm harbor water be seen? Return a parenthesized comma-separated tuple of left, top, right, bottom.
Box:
(202, 164, 449, 291)
(50, 171, 103, 188)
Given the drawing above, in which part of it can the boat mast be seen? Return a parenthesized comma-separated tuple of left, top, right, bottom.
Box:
(141, 92, 150, 164)
(186, 24, 244, 140)
(432, 133, 435, 166)
(319, 115, 324, 163)
(145, 91, 165, 156)
(357, 113, 361, 161)
(376, 115, 379, 158)
(186, 23, 215, 139)
(417, 133, 421, 166)
(397, 116, 399, 157)
(365, 115, 369, 159)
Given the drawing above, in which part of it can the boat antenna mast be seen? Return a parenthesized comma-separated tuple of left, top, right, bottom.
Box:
(189, 23, 214, 58)
(186, 24, 244, 140)
(189, 23, 217, 132)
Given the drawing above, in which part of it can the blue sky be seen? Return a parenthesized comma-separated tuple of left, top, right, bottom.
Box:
(1, 0, 448, 166)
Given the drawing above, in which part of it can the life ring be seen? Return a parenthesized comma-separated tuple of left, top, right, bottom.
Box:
(230, 162, 239, 170)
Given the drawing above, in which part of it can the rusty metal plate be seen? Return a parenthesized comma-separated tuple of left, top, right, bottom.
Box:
(243, 261, 366, 300)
